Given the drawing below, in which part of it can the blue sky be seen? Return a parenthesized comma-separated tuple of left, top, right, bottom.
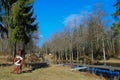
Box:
(33, 0, 116, 47)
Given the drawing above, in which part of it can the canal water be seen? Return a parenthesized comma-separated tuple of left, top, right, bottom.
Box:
(73, 63, 120, 80)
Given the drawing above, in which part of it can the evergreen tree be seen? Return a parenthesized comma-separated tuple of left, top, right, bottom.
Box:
(0, 1, 8, 38)
(112, 0, 120, 36)
(1, 0, 17, 15)
(0, 0, 18, 38)
(113, 0, 120, 17)
(0, 0, 18, 56)
(112, 0, 120, 54)
(11, 0, 38, 57)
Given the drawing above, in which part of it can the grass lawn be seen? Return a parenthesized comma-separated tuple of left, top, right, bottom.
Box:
(99, 57, 120, 64)
(0, 64, 105, 80)
(0, 55, 105, 80)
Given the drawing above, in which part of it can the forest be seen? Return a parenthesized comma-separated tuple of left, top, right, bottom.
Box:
(0, 0, 119, 80)
(0, 0, 120, 66)
(0, 0, 39, 59)
(41, 1, 120, 65)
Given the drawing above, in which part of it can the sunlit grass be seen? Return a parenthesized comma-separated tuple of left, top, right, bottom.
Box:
(0, 55, 105, 80)
(0, 65, 104, 80)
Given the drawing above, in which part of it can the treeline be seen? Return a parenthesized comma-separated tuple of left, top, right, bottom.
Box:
(41, 2, 120, 64)
(0, 0, 39, 58)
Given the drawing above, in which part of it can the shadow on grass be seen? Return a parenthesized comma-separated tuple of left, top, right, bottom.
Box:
(22, 69, 33, 73)
(21, 62, 49, 74)
(0, 63, 13, 67)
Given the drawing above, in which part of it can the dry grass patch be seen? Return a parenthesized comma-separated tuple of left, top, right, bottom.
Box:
(0, 64, 105, 80)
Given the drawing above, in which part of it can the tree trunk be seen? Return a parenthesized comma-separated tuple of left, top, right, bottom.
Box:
(83, 47, 85, 64)
(71, 50, 73, 64)
(22, 43, 25, 59)
(102, 38, 106, 65)
(91, 41, 94, 64)
(112, 38, 115, 55)
(58, 51, 61, 64)
(70, 50, 72, 64)
(53, 50, 56, 64)
(76, 47, 79, 65)
(13, 42, 17, 61)
(65, 49, 68, 63)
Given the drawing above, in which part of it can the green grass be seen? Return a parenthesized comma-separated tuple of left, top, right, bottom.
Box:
(99, 58, 120, 64)
(0, 55, 105, 80)
(0, 65, 105, 80)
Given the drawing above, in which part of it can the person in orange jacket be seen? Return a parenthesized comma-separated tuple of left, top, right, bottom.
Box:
(11, 50, 24, 74)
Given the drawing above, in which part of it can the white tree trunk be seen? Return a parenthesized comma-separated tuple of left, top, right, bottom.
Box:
(102, 38, 106, 65)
